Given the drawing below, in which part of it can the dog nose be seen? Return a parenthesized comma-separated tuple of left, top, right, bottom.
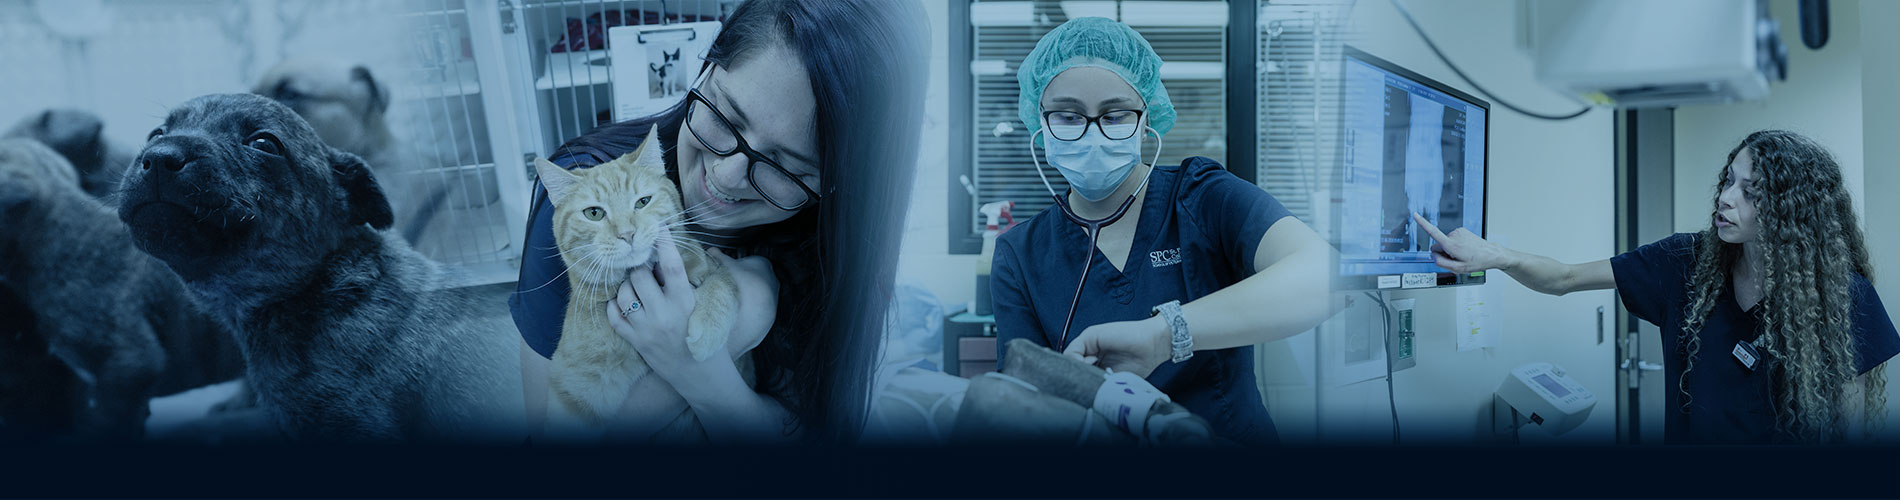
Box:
(138, 142, 195, 173)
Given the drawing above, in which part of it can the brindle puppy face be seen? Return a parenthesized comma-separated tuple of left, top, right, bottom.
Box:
(117, 93, 392, 282)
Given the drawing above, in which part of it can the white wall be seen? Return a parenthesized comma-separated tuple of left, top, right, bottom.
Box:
(1673, 0, 1900, 440)
(1308, 0, 1619, 444)
(1860, 0, 1900, 442)
(1672, 0, 1865, 233)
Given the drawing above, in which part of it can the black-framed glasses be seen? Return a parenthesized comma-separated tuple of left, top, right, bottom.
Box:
(684, 88, 820, 211)
(1042, 109, 1144, 141)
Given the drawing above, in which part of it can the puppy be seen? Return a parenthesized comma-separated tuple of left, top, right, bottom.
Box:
(253, 57, 396, 168)
(0, 139, 243, 442)
(4, 109, 135, 199)
(117, 94, 524, 442)
(254, 57, 451, 247)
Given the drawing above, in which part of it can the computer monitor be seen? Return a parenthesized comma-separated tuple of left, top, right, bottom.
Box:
(1334, 46, 1489, 290)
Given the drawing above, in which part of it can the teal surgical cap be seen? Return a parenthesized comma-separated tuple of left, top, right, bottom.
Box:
(1017, 17, 1175, 144)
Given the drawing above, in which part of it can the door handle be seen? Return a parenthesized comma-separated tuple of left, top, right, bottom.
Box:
(1596, 306, 1605, 345)
(1617, 359, 1663, 370)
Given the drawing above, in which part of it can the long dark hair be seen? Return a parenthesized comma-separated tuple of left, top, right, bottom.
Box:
(1679, 130, 1884, 441)
(551, 0, 927, 443)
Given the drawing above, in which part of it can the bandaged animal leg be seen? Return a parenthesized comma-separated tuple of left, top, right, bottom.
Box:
(949, 372, 1135, 446)
(999, 338, 1213, 445)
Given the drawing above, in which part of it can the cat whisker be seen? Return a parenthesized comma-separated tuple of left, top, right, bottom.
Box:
(654, 236, 736, 256)
(662, 229, 732, 238)
(515, 258, 579, 294)
(671, 207, 739, 226)
(677, 197, 718, 212)
(676, 210, 738, 226)
(658, 233, 739, 250)
(548, 242, 608, 260)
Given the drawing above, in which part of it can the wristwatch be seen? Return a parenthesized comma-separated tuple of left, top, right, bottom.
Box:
(1151, 300, 1193, 363)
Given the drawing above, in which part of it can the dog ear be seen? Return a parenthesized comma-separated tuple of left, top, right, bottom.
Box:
(330, 150, 393, 230)
(0, 181, 30, 215)
(349, 66, 390, 116)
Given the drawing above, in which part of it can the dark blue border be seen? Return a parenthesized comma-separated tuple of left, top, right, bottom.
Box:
(2, 445, 1896, 498)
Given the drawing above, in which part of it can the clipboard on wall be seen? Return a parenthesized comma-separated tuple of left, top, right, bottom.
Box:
(609, 21, 721, 121)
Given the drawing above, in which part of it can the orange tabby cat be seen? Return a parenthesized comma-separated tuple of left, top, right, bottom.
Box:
(534, 126, 740, 437)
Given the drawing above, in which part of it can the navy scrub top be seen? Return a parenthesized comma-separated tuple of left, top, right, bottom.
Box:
(1612, 232, 1900, 444)
(991, 156, 1295, 446)
(509, 147, 617, 359)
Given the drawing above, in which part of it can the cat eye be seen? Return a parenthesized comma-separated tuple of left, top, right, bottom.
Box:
(583, 207, 606, 221)
(634, 196, 652, 209)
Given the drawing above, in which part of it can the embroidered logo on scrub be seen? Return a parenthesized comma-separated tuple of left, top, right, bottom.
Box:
(1149, 248, 1182, 268)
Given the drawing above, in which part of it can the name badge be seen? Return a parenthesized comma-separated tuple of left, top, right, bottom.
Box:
(1732, 340, 1760, 371)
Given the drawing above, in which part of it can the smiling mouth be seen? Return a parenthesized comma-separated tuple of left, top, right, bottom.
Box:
(710, 178, 744, 206)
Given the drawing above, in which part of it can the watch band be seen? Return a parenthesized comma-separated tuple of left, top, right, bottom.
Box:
(1152, 300, 1192, 363)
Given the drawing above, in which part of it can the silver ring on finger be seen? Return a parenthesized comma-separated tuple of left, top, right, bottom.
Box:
(621, 300, 642, 317)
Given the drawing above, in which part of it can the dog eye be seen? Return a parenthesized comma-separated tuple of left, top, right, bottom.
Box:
(583, 207, 605, 221)
(245, 133, 283, 156)
(634, 196, 652, 209)
(146, 128, 163, 142)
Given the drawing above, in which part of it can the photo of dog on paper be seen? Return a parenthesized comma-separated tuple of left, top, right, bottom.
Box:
(609, 22, 720, 122)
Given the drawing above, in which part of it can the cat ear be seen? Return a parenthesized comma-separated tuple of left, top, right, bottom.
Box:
(535, 157, 581, 205)
(635, 125, 665, 174)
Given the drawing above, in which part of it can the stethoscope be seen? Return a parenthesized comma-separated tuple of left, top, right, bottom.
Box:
(1026, 125, 1163, 352)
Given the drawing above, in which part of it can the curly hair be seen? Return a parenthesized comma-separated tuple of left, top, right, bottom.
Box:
(1679, 130, 1888, 442)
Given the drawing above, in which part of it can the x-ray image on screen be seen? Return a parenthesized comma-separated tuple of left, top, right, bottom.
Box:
(1336, 47, 1487, 286)
(1379, 90, 1467, 254)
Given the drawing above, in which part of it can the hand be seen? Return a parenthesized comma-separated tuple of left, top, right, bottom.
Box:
(709, 248, 777, 360)
(607, 242, 723, 395)
(1061, 316, 1171, 378)
(1411, 212, 1513, 273)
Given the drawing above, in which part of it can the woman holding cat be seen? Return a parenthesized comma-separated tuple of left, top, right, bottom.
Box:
(509, 0, 927, 443)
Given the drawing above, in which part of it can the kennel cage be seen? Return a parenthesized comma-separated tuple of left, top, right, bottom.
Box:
(371, 0, 737, 286)
(490, 0, 737, 169)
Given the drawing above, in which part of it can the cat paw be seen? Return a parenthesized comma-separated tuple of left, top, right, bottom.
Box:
(683, 328, 725, 362)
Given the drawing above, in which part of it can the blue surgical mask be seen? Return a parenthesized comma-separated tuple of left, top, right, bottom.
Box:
(1030, 118, 1162, 202)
